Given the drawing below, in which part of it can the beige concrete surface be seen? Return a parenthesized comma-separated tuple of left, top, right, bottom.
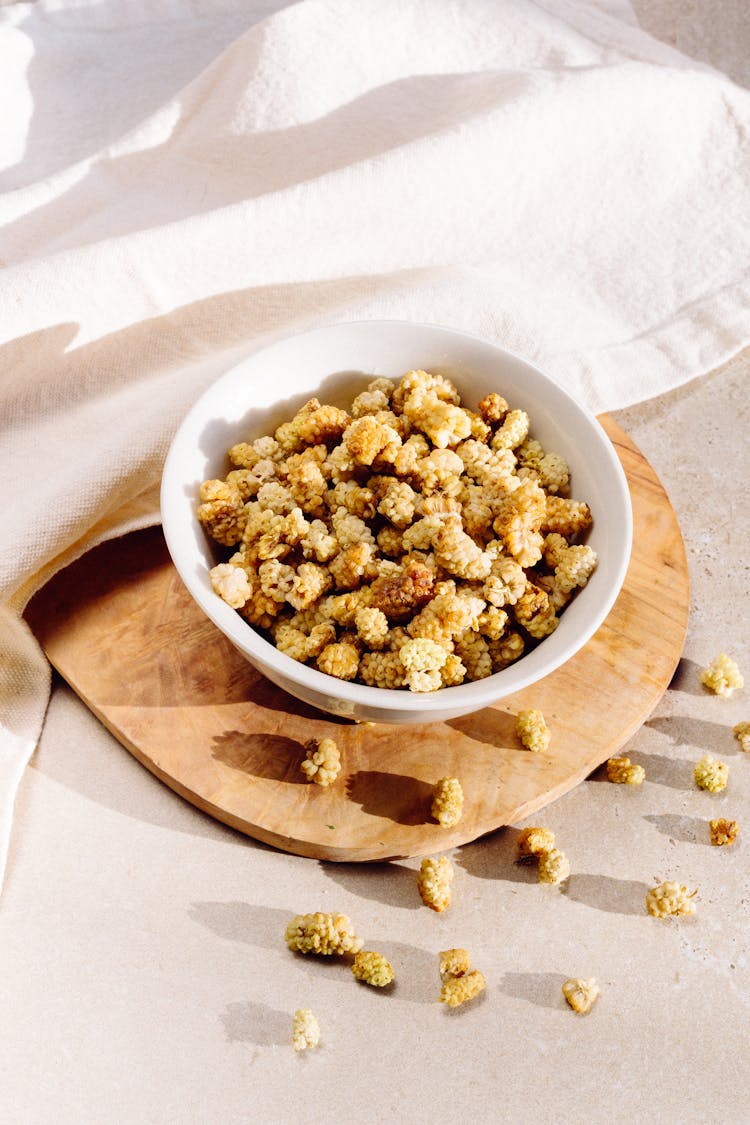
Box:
(2, 6, 750, 1124)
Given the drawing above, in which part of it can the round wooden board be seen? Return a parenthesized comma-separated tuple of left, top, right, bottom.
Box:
(26, 417, 689, 862)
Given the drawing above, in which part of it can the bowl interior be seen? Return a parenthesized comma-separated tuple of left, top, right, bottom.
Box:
(161, 320, 632, 717)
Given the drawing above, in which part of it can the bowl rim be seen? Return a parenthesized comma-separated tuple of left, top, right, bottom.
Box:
(160, 318, 633, 715)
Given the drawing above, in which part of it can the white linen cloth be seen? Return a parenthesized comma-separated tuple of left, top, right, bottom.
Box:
(1, 0, 749, 890)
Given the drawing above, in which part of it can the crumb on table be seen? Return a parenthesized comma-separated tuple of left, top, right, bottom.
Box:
(733, 722, 750, 752)
(292, 1008, 321, 1051)
(562, 978, 600, 1015)
(709, 818, 739, 846)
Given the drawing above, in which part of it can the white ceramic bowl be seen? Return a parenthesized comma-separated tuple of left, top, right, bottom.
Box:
(161, 321, 632, 723)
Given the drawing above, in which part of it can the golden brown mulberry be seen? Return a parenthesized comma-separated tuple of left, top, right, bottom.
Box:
(275, 622, 336, 663)
(646, 881, 697, 918)
(440, 653, 467, 686)
(401, 515, 443, 552)
(300, 518, 339, 563)
(606, 756, 645, 785)
(477, 392, 509, 425)
(431, 777, 464, 827)
(516, 709, 551, 753)
(258, 559, 296, 603)
(694, 754, 729, 793)
(476, 605, 508, 640)
(542, 495, 593, 537)
(292, 1008, 321, 1052)
(369, 558, 435, 621)
(562, 978, 600, 1015)
(237, 580, 284, 630)
(392, 369, 460, 412)
(513, 582, 558, 639)
(488, 631, 525, 671)
(417, 856, 453, 912)
(328, 543, 376, 590)
(352, 950, 395, 987)
(700, 654, 744, 698)
(516, 438, 570, 495)
(359, 650, 407, 689)
(405, 393, 472, 448)
(285, 912, 363, 955)
(354, 606, 389, 649)
(439, 970, 486, 1007)
(439, 948, 471, 981)
(377, 480, 417, 528)
(517, 826, 556, 857)
(734, 722, 750, 752)
(331, 507, 375, 549)
(434, 516, 492, 581)
(286, 458, 327, 515)
(454, 630, 492, 680)
(413, 448, 464, 494)
(376, 526, 405, 557)
(484, 557, 526, 607)
(343, 416, 402, 466)
(491, 408, 529, 451)
(301, 737, 341, 787)
(392, 432, 431, 476)
(288, 562, 332, 611)
(197, 479, 247, 546)
(296, 402, 351, 446)
(317, 643, 360, 681)
(256, 480, 296, 516)
(537, 847, 570, 885)
(350, 388, 391, 417)
(709, 818, 739, 846)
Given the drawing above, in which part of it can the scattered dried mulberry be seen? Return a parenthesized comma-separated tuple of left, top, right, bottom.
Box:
(439, 948, 471, 981)
(285, 912, 363, 955)
(734, 722, 750, 752)
(537, 847, 570, 885)
(646, 882, 696, 918)
(417, 856, 453, 912)
(292, 1008, 321, 1052)
(301, 737, 341, 787)
(562, 978, 599, 1015)
(709, 818, 739, 846)
(517, 826, 556, 857)
(209, 561, 252, 609)
(694, 754, 728, 793)
(516, 709, 551, 753)
(606, 756, 645, 785)
(431, 777, 464, 827)
(317, 643, 360, 681)
(439, 971, 486, 1007)
(352, 950, 394, 987)
(700, 654, 744, 698)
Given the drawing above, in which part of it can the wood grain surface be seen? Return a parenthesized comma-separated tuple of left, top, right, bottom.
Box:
(26, 417, 689, 861)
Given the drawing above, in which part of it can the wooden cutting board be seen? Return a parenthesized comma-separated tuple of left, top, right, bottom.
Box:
(26, 417, 689, 862)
